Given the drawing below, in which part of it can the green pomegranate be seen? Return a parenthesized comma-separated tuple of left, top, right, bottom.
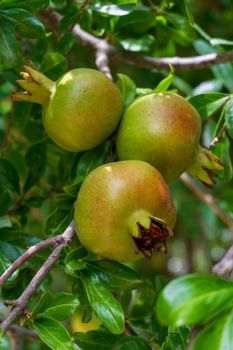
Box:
(13, 66, 123, 152)
(74, 160, 176, 263)
(116, 92, 223, 185)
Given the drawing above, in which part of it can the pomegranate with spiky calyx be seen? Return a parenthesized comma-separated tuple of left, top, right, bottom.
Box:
(116, 92, 223, 186)
(74, 160, 176, 263)
(13, 66, 123, 152)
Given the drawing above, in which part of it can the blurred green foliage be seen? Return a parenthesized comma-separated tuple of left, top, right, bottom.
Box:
(0, 0, 233, 349)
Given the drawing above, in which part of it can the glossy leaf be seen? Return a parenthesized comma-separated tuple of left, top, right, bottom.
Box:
(89, 260, 142, 291)
(156, 274, 233, 327)
(0, 20, 23, 67)
(210, 38, 233, 46)
(188, 93, 229, 121)
(44, 208, 73, 236)
(36, 293, 79, 321)
(113, 336, 152, 349)
(225, 97, 233, 139)
(74, 330, 121, 350)
(0, 0, 49, 11)
(65, 247, 88, 276)
(76, 141, 110, 179)
(116, 9, 156, 33)
(162, 326, 190, 350)
(117, 74, 136, 107)
(154, 66, 174, 93)
(73, 280, 93, 323)
(81, 267, 125, 334)
(213, 134, 233, 182)
(32, 317, 74, 350)
(120, 35, 155, 53)
(42, 52, 68, 80)
(0, 8, 45, 38)
(0, 158, 20, 193)
(192, 311, 233, 350)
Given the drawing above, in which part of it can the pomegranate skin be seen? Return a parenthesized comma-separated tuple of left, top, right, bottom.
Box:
(116, 93, 202, 183)
(74, 160, 176, 263)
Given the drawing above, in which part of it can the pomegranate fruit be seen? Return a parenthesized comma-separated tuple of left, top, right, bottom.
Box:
(13, 66, 123, 152)
(116, 92, 223, 185)
(74, 160, 176, 263)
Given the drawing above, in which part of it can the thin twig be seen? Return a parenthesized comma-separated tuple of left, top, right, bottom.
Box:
(0, 222, 75, 334)
(212, 244, 233, 276)
(38, 9, 233, 71)
(181, 174, 233, 276)
(0, 236, 62, 288)
(180, 173, 233, 230)
(209, 124, 226, 148)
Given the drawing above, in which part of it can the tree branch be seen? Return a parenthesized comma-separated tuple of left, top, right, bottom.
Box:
(39, 9, 233, 71)
(212, 244, 233, 276)
(95, 45, 113, 79)
(181, 174, 233, 276)
(180, 173, 233, 230)
(0, 236, 62, 288)
(0, 318, 39, 341)
(0, 222, 75, 334)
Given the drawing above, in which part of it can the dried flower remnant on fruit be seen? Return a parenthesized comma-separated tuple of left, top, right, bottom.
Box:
(133, 217, 173, 258)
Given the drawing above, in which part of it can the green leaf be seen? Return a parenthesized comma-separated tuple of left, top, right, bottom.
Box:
(36, 293, 79, 321)
(156, 274, 233, 327)
(0, 158, 20, 193)
(42, 52, 68, 80)
(188, 93, 229, 121)
(117, 74, 136, 108)
(33, 292, 54, 315)
(63, 176, 83, 197)
(76, 141, 110, 179)
(154, 66, 174, 93)
(116, 9, 156, 33)
(225, 97, 233, 139)
(113, 336, 152, 349)
(210, 38, 233, 46)
(81, 267, 125, 334)
(212, 134, 232, 183)
(93, 4, 133, 16)
(23, 140, 47, 192)
(119, 35, 155, 53)
(0, 20, 22, 67)
(89, 260, 142, 291)
(55, 193, 75, 210)
(64, 142, 110, 197)
(176, 0, 193, 23)
(192, 311, 233, 350)
(65, 247, 88, 276)
(0, 0, 49, 11)
(73, 280, 92, 323)
(32, 317, 74, 350)
(0, 188, 12, 216)
(162, 326, 190, 350)
(194, 40, 233, 92)
(0, 8, 45, 38)
(44, 208, 73, 236)
(74, 330, 121, 350)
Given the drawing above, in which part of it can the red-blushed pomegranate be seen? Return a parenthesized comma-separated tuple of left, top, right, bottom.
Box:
(74, 160, 176, 263)
(116, 92, 223, 185)
(13, 66, 123, 152)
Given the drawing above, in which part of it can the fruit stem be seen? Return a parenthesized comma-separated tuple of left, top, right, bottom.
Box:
(128, 212, 173, 258)
(187, 146, 224, 186)
(12, 65, 55, 106)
